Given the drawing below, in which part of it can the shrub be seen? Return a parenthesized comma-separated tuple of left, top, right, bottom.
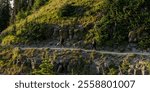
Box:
(58, 4, 85, 17)
(121, 60, 130, 74)
(32, 60, 54, 75)
(108, 68, 118, 75)
(12, 48, 21, 61)
(1, 35, 18, 46)
(33, 0, 49, 9)
(16, 22, 50, 43)
(138, 37, 150, 49)
(94, 0, 150, 47)
(16, 10, 30, 20)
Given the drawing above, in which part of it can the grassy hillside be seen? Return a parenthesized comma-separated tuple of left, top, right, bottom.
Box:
(0, 0, 150, 75)
(1, 0, 97, 45)
(1, 0, 149, 49)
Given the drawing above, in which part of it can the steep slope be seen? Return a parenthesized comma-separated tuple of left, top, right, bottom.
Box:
(1, 0, 150, 50)
(0, 0, 150, 75)
(1, 0, 99, 47)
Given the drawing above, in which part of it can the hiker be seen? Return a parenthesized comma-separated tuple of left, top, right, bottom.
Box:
(69, 26, 74, 40)
(60, 36, 64, 46)
(128, 31, 137, 43)
(91, 33, 97, 50)
(92, 39, 97, 50)
(59, 29, 65, 47)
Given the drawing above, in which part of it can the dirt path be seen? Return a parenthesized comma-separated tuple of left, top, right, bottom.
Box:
(19, 47, 150, 56)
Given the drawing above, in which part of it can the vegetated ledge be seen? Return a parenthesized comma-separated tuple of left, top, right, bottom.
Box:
(0, 46, 150, 75)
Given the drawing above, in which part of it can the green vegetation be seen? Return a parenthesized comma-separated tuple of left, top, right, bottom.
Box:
(16, 10, 30, 21)
(0, 0, 150, 75)
(0, 0, 10, 32)
(0, 47, 150, 75)
(33, 0, 49, 10)
(16, 21, 51, 42)
(94, 0, 150, 47)
(1, 0, 149, 49)
(58, 3, 85, 17)
(32, 60, 54, 75)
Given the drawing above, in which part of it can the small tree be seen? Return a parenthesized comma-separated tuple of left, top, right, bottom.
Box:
(32, 60, 54, 75)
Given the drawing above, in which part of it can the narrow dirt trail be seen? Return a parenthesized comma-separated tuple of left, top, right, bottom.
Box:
(19, 47, 150, 56)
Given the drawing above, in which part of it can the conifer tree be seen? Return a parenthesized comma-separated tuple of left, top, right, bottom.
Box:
(0, 0, 11, 32)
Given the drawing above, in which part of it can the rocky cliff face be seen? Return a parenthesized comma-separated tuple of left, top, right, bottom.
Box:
(0, 47, 150, 75)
